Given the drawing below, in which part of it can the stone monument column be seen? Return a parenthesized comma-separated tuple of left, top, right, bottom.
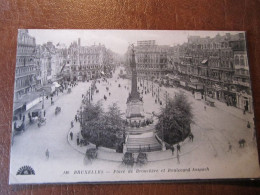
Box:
(129, 47, 139, 100)
(126, 45, 144, 119)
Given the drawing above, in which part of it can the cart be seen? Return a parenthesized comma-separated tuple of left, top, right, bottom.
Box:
(38, 117, 46, 127)
(55, 106, 61, 115)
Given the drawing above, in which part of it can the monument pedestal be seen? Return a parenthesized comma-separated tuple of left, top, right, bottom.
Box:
(126, 99, 144, 119)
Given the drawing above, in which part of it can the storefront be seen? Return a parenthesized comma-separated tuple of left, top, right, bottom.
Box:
(236, 91, 253, 113)
(223, 88, 237, 107)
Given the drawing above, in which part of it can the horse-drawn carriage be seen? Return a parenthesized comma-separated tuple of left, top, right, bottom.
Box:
(55, 106, 61, 115)
(30, 109, 43, 124)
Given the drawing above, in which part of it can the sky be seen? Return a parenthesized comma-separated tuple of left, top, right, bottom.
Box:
(28, 30, 244, 55)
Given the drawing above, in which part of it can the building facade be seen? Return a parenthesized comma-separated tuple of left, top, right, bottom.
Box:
(14, 30, 37, 100)
(172, 33, 253, 112)
(67, 39, 110, 81)
(126, 40, 169, 80)
(230, 37, 253, 112)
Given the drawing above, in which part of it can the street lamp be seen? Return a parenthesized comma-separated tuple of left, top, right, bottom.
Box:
(42, 90, 45, 109)
(152, 78, 154, 97)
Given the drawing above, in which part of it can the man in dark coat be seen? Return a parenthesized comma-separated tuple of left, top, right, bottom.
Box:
(70, 132, 73, 140)
(177, 144, 181, 153)
(171, 146, 175, 155)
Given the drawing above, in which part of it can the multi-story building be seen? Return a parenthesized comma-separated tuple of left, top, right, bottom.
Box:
(14, 30, 37, 100)
(176, 34, 235, 102)
(35, 45, 52, 86)
(126, 40, 169, 79)
(67, 39, 110, 81)
(230, 35, 253, 112)
(173, 32, 252, 111)
(56, 43, 68, 81)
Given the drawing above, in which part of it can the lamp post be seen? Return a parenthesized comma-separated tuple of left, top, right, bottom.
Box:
(89, 86, 91, 103)
(42, 90, 45, 109)
(152, 78, 154, 97)
(158, 86, 160, 102)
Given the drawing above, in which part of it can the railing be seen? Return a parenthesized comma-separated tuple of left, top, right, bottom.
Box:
(15, 70, 36, 78)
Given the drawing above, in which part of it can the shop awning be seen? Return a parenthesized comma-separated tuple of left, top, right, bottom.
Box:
(53, 82, 61, 88)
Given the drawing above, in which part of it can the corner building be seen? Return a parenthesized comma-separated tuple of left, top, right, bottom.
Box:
(126, 40, 169, 80)
(68, 39, 110, 81)
(14, 30, 37, 100)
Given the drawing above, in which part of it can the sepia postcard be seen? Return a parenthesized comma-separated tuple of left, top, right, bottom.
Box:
(9, 29, 260, 184)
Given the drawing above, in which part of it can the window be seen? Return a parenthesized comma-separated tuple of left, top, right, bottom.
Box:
(235, 56, 239, 65)
(240, 56, 245, 66)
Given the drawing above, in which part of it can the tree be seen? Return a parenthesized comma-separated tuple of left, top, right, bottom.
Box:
(156, 92, 193, 145)
(100, 103, 125, 148)
(81, 102, 125, 149)
(81, 101, 104, 140)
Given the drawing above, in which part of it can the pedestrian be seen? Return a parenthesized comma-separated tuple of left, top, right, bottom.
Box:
(177, 143, 181, 153)
(189, 133, 194, 142)
(45, 149, 49, 160)
(19, 113, 22, 120)
(75, 115, 78, 122)
(22, 115, 25, 122)
(171, 146, 175, 155)
(71, 121, 74, 128)
(247, 121, 251, 129)
(228, 142, 232, 152)
(77, 134, 79, 145)
(70, 132, 73, 140)
(29, 114, 32, 123)
(204, 105, 206, 111)
(44, 110, 46, 117)
(14, 121, 17, 129)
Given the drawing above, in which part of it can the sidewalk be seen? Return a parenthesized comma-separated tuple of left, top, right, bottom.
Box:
(12, 88, 69, 133)
(67, 120, 124, 162)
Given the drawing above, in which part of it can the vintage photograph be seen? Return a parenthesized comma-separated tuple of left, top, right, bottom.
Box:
(9, 30, 260, 184)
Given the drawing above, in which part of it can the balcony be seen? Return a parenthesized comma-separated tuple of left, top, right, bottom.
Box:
(14, 81, 36, 92)
(15, 70, 36, 78)
(234, 65, 249, 70)
(233, 80, 250, 87)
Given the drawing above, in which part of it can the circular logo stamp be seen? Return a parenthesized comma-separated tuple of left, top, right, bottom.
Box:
(16, 166, 35, 175)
